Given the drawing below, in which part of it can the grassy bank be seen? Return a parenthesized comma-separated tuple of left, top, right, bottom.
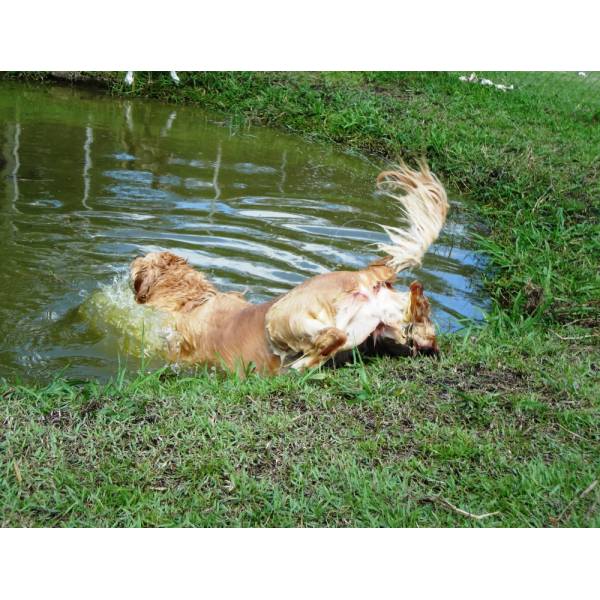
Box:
(1, 71, 598, 526)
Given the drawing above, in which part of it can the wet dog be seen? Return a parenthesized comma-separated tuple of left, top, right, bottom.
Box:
(130, 161, 449, 374)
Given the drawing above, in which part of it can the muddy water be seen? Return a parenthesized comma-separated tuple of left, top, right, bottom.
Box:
(0, 81, 487, 382)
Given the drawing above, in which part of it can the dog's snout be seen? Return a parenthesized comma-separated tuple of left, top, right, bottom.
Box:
(419, 345, 439, 358)
(413, 337, 439, 357)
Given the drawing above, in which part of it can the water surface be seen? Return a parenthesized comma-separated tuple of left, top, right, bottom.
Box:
(0, 81, 487, 381)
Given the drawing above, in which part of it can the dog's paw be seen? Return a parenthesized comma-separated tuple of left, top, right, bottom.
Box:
(314, 327, 348, 358)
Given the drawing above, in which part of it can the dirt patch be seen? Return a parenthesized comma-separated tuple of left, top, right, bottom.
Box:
(387, 360, 580, 410)
(438, 364, 529, 394)
(524, 282, 545, 315)
(80, 398, 103, 416)
(391, 360, 536, 393)
(41, 409, 73, 428)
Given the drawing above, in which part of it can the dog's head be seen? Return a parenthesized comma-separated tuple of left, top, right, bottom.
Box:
(130, 252, 187, 303)
(372, 280, 438, 357)
(130, 251, 217, 312)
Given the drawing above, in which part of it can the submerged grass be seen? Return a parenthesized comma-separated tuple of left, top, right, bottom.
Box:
(0, 71, 599, 526)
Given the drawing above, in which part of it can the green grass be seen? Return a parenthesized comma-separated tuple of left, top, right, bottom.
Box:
(1, 321, 598, 527)
(1, 71, 599, 526)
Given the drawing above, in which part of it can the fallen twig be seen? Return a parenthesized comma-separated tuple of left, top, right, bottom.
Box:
(421, 496, 500, 520)
(552, 331, 599, 341)
(557, 480, 598, 523)
(557, 422, 591, 442)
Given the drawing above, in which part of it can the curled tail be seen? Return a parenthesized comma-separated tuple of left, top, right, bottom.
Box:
(374, 160, 449, 273)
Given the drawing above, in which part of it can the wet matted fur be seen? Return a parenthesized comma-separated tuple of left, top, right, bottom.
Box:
(129, 160, 449, 375)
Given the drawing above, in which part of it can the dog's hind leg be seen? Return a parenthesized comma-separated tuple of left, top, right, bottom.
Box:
(288, 326, 348, 370)
(273, 317, 348, 371)
(311, 327, 348, 364)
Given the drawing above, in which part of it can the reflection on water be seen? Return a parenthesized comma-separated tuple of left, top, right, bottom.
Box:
(0, 81, 488, 382)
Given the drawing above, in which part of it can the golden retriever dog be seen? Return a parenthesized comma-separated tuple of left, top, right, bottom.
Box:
(130, 160, 449, 375)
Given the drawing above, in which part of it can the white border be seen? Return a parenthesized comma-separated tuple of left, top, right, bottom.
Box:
(1, 0, 598, 70)
(0, 529, 597, 599)
(1, 2, 597, 597)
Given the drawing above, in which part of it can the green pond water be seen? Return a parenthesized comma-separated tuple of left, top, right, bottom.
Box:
(0, 81, 488, 382)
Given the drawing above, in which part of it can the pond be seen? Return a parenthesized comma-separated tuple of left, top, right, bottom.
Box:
(0, 81, 488, 382)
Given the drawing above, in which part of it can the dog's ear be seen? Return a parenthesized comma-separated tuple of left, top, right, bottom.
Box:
(408, 280, 431, 322)
(407, 280, 439, 355)
(133, 268, 155, 304)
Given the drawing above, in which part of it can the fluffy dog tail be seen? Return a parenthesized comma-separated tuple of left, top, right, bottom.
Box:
(374, 160, 449, 273)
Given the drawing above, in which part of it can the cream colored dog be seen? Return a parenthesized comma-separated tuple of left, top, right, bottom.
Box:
(130, 160, 449, 375)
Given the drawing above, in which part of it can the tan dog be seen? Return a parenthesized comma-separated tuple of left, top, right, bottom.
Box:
(130, 160, 449, 375)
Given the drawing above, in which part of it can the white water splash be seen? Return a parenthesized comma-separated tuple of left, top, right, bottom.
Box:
(79, 273, 181, 359)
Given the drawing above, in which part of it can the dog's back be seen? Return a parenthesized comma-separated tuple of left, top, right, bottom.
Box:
(175, 297, 280, 374)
